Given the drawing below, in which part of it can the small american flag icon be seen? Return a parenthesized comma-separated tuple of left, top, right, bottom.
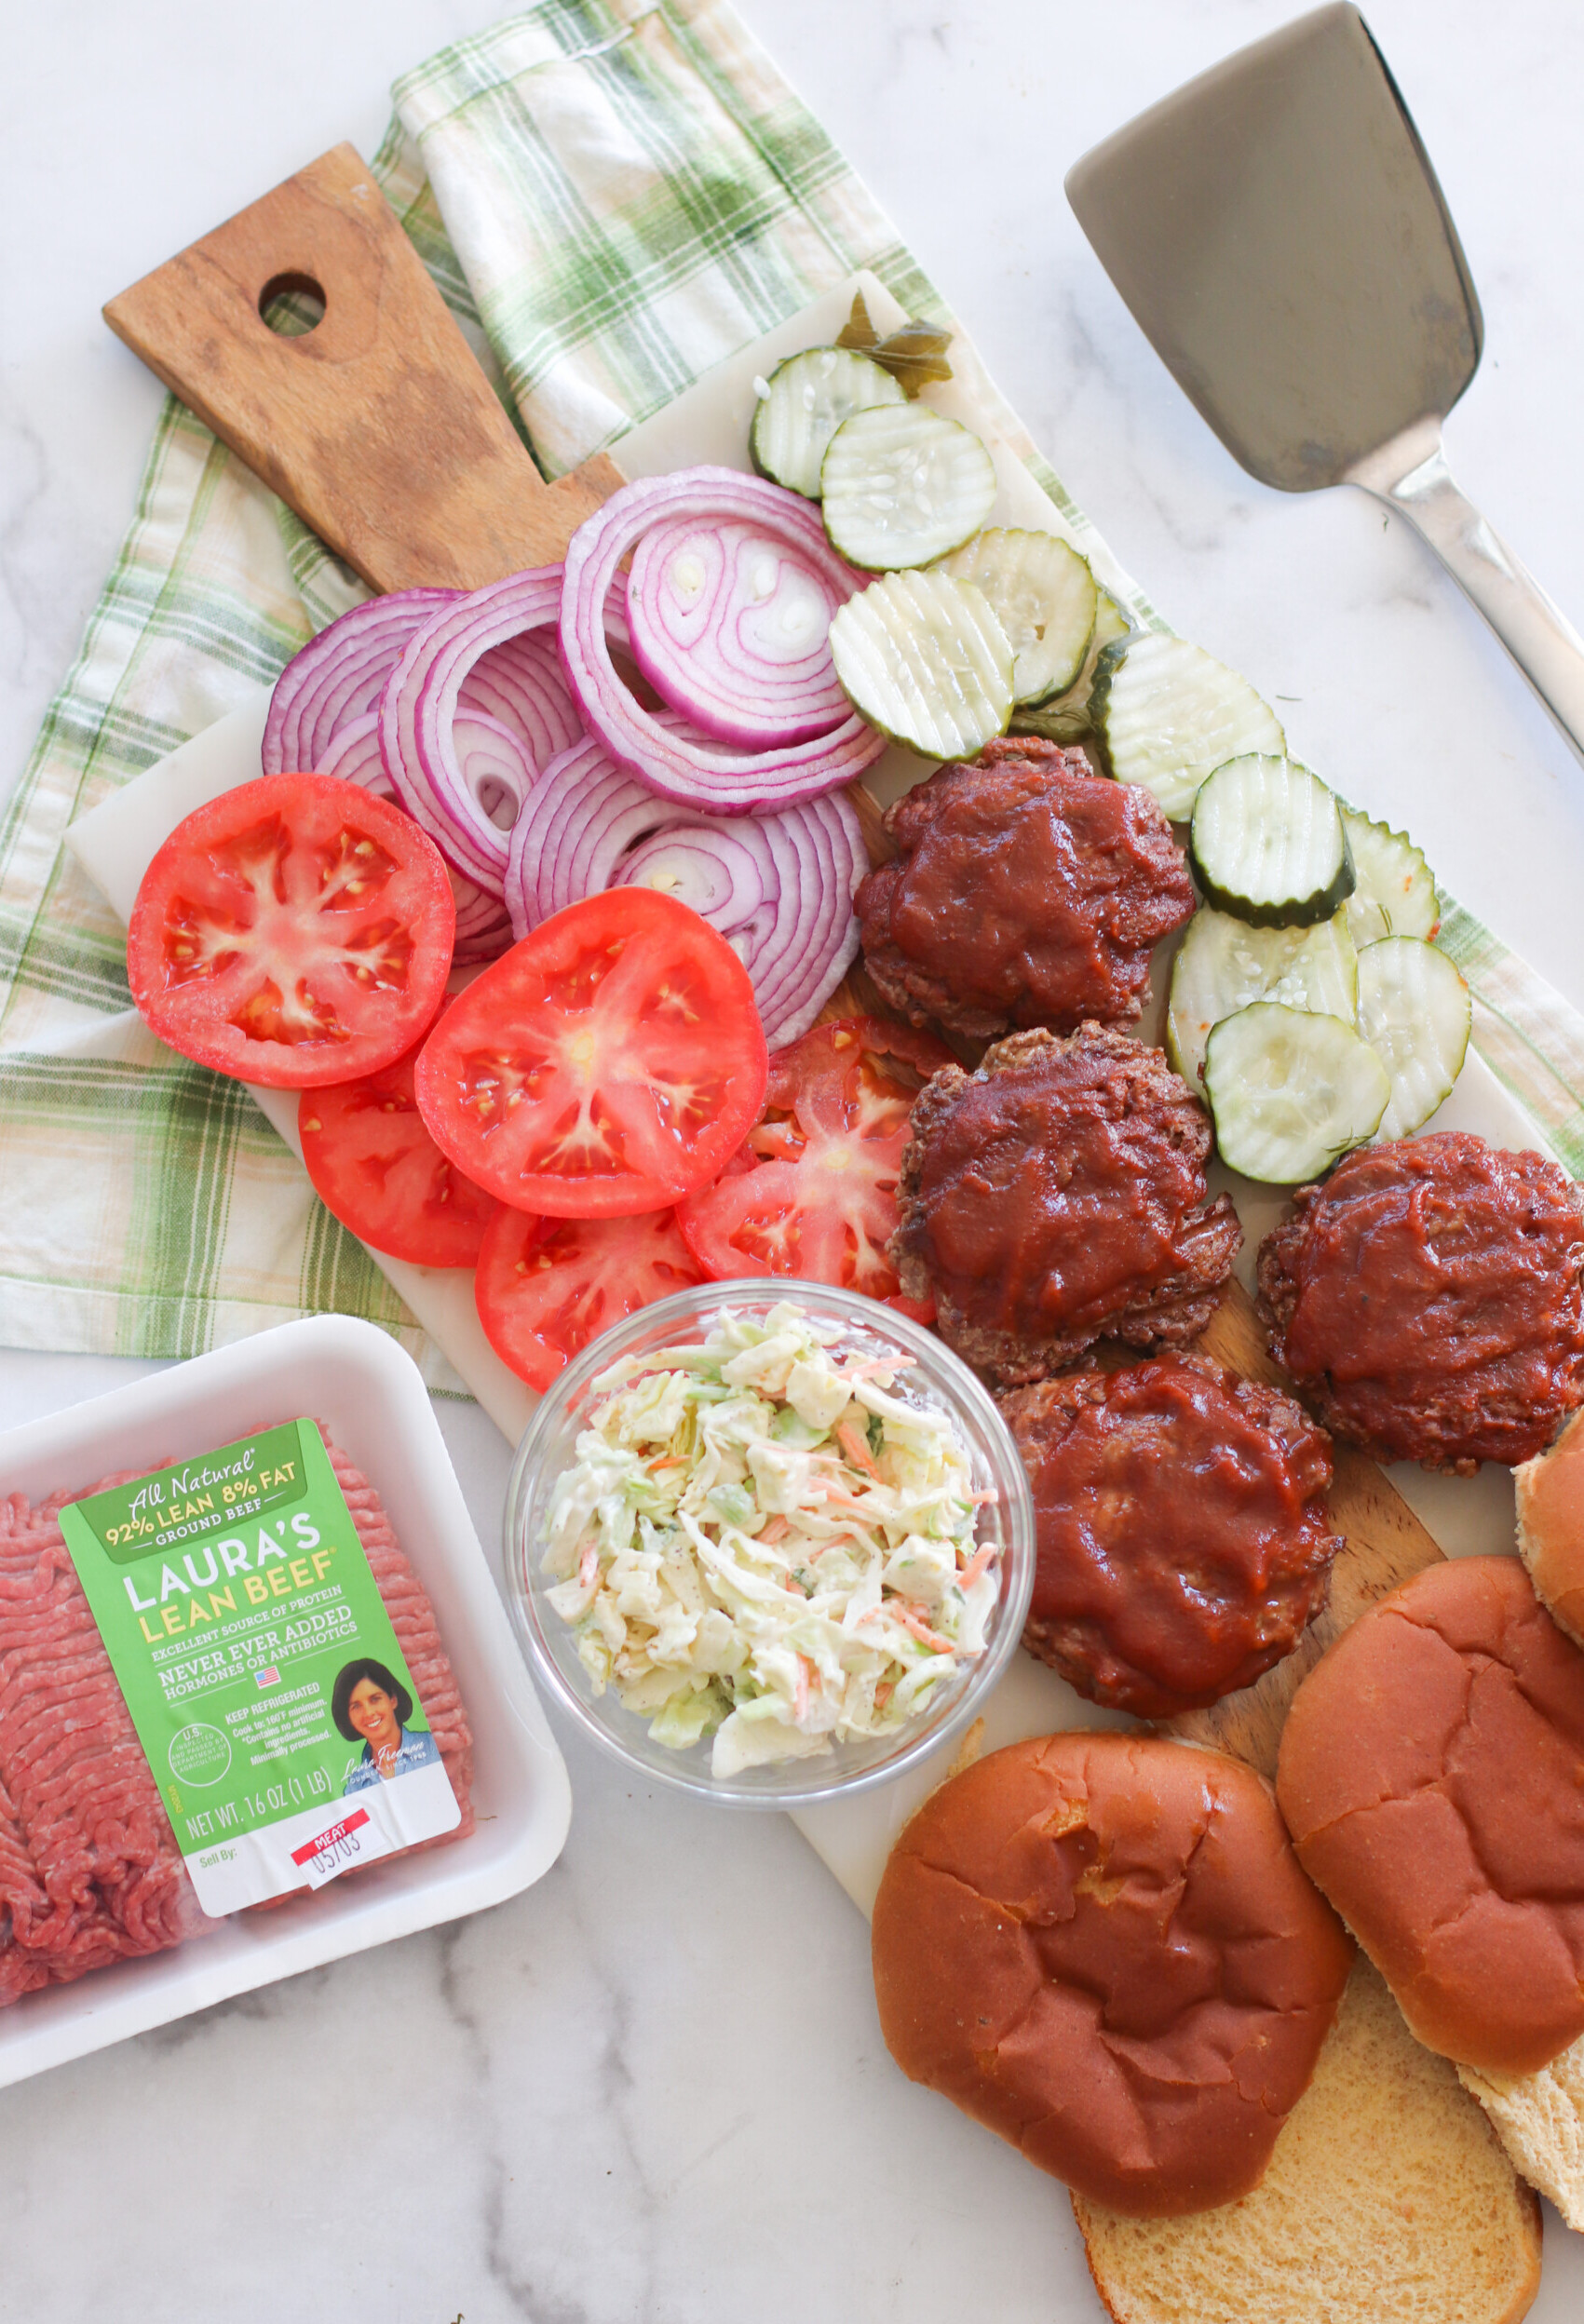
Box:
(253, 1666, 281, 1687)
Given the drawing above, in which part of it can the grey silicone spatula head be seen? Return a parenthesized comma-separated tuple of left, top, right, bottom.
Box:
(1064, 3, 1482, 491)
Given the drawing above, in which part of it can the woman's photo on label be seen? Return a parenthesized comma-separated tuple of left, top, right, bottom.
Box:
(331, 1657, 440, 1794)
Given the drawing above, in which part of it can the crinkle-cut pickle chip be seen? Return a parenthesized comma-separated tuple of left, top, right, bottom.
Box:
(1010, 587, 1131, 743)
(1357, 936, 1470, 1141)
(936, 528, 1098, 706)
(1166, 907, 1359, 1089)
(749, 345, 906, 499)
(1341, 805, 1441, 945)
(828, 569, 1013, 762)
(1091, 631, 1285, 820)
(820, 402, 998, 571)
(1204, 1001, 1389, 1184)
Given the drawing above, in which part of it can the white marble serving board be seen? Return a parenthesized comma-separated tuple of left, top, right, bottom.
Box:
(67, 269, 1545, 1926)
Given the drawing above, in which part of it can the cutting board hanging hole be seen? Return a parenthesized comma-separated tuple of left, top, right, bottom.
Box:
(259, 272, 326, 338)
(102, 142, 621, 592)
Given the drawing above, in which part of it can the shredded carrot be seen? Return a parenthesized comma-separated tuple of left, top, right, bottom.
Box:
(968, 1488, 1000, 1507)
(822, 1497, 873, 1523)
(794, 1654, 814, 1720)
(835, 1421, 881, 1480)
(840, 1356, 916, 1382)
(577, 1542, 599, 1591)
(759, 1513, 791, 1545)
(874, 1680, 895, 1709)
(899, 1605, 954, 1654)
(957, 1543, 995, 1590)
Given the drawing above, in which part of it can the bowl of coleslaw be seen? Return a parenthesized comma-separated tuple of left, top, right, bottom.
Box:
(502, 1281, 1036, 1806)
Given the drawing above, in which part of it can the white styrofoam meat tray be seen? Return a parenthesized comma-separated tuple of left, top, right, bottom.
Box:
(0, 1314, 571, 2088)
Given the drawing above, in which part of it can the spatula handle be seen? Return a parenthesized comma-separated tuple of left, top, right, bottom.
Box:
(103, 143, 619, 594)
(1351, 422, 1584, 768)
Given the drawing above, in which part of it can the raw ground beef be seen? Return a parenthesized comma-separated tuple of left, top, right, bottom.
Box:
(0, 1428, 473, 2008)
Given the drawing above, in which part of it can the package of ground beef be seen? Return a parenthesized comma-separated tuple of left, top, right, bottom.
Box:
(0, 1425, 473, 2005)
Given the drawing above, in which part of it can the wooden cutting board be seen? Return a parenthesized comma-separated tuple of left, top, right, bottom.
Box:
(103, 143, 621, 592)
(103, 148, 1446, 1791)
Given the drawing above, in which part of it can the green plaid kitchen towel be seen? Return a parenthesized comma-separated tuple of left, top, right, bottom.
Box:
(2, 0, 1583, 1379)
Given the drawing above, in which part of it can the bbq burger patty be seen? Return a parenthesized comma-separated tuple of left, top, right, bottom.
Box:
(1277, 1555, 1584, 2077)
(1257, 1129, 1584, 1472)
(1001, 1355, 1341, 1719)
(890, 1024, 1241, 1385)
(855, 736, 1195, 1042)
(871, 1733, 1352, 2216)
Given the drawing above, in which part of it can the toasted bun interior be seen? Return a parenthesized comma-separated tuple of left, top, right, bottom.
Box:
(1277, 1554, 1584, 2076)
(1516, 1405, 1584, 1649)
(870, 1732, 1351, 2217)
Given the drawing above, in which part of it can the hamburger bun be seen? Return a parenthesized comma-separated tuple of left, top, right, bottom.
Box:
(1074, 1958, 1543, 2324)
(1515, 1404, 1584, 1647)
(1276, 1555, 1584, 2076)
(870, 1732, 1351, 2217)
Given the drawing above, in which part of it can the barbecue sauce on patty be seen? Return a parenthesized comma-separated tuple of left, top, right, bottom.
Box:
(1002, 1356, 1340, 1719)
(914, 1047, 1214, 1344)
(856, 738, 1193, 1041)
(1259, 1129, 1584, 1471)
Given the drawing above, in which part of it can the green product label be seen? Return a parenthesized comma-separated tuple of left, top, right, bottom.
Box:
(58, 1419, 459, 1914)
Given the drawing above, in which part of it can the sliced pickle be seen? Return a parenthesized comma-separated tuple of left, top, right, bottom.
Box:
(937, 529, 1098, 706)
(828, 569, 1013, 759)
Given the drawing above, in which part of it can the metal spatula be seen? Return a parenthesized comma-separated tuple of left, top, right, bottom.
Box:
(1065, 2, 1584, 763)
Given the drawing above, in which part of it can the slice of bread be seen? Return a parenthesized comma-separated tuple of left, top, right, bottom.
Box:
(1460, 2033, 1584, 2234)
(1073, 1958, 1542, 2324)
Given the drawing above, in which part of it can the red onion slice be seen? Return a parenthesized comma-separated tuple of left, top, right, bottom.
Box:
(451, 710, 540, 844)
(263, 589, 460, 774)
(380, 568, 567, 895)
(626, 515, 850, 747)
(508, 734, 866, 1046)
(380, 568, 635, 897)
(307, 708, 510, 963)
(461, 630, 583, 774)
(314, 710, 392, 797)
(558, 467, 887, 812)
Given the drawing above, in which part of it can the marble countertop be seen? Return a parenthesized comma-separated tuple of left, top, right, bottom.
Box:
(3, 3, 1583, 2317)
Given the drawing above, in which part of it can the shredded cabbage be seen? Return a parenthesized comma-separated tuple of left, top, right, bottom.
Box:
(540, 1302, 995, 1777)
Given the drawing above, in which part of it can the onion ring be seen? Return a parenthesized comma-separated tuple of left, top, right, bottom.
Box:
(626, 514, 849, 747)
(558, 467, 887, 812)
(508, 733, 866, 1045)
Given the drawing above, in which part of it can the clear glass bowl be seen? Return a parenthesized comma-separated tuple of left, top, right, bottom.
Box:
(502, 1279, 1035, 1808)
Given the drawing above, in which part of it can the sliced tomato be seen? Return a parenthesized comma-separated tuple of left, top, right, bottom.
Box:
(475, 1203, 705, 1389)
(675, 1016, 952, 1312)
(414, 888, 767, 1218)
(298, 1016, 498, 1269)
(128, 774, 454, 1088)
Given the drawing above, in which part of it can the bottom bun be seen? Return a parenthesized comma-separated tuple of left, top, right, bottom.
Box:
(1459, 2027, 1584, 2234)
(1076, 1958, 1542, 2324)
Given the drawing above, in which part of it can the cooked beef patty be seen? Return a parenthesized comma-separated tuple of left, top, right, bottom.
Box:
(1257, 1129, 1584, 1473)
(889, 1024, 1241, 1385)
(855, 736, 1194, 1043)
(1001, 1354, 1340, 1718)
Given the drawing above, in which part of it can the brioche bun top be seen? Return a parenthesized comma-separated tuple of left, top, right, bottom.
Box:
(1277, 1555, 1584, 2076)
(871, 1731, 1350, 2217)
(1516, 1405, 1584, 1649)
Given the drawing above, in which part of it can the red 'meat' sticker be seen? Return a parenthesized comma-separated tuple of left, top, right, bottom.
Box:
(292, 1808, 371, 1867)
